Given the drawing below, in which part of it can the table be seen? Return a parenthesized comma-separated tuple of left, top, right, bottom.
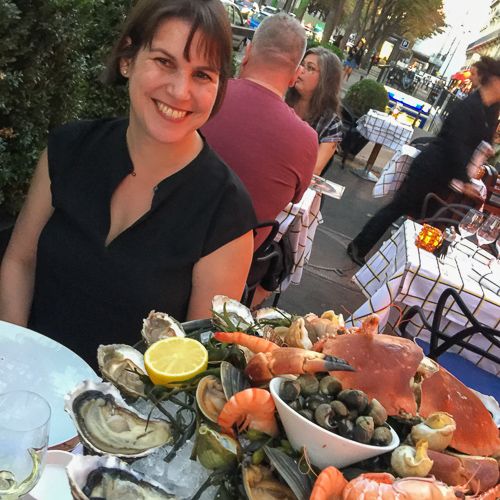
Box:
(275, 188, 322, 291)
(372, 145, 420, 197)
(353, 109, 414, 182)
(346, 220, 500, 375)
(0, 321, 98, 448)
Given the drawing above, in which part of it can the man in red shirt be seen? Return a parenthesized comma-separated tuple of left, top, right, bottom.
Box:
(202, 13, 318, 249)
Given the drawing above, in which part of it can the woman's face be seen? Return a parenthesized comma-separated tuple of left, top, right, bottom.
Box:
(123, 18, 220, 146)
(295, 54, 320, 98)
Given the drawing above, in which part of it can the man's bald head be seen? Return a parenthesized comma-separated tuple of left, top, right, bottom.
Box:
(250, 13, 306, 71)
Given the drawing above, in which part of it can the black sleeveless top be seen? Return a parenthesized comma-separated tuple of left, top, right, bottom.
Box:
(29, 118, 256, 367)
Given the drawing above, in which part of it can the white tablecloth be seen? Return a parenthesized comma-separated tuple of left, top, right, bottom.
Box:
(275, 188, 322, 290)
(356, 109, 414, 151)
(373, 145, 420, 197)
(346, 219, 500, 375)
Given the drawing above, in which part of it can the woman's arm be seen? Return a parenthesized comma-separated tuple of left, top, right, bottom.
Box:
(0, 150, 54, 326)
(186, 230, 254, 320)
(314, 142, 338, 176)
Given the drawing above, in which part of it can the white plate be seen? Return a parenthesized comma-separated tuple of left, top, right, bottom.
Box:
(0, 321, 98, 447)
(24, 450, 73, 500)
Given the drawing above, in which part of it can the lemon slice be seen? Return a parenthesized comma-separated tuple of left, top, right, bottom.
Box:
(144, 337, 208, 386)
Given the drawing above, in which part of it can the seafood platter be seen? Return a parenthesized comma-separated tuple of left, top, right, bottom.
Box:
(62, 295, 500, 499)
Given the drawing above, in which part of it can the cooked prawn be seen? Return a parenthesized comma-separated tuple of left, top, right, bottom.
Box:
(213, 331, 279, 352)
(310, 466, 347, 500)
(217, 388, 279, 437)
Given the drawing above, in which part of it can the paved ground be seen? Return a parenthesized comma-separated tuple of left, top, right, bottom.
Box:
(274, 69, 434, 319)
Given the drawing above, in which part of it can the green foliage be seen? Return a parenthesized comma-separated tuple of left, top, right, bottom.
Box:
(343, 79, 388, 118)
(0, 0, 130, 215)
(306, 38, 345, 61)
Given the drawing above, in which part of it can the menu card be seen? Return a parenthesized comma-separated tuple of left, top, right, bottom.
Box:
(310, 175, 345, 199)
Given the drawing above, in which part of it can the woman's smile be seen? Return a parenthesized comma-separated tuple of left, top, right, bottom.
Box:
(154, 99, 189, 121)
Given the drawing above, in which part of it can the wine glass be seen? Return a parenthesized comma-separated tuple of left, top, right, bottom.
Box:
(476, 214, 500, 249)
(458, 208, 487, 240)
(0, 391, 51, 499)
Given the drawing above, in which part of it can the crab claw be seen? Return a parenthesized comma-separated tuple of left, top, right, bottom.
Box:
(245, 347, 354, 384)
(322, 355, 355, 372)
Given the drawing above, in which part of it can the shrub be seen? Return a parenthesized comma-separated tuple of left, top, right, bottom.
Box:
(306, 38, 345, 61)
(0, 0, 130, 215)
(343, 79, 389, 118)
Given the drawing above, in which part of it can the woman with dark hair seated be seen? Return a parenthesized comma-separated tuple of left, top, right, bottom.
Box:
(0, 0, 257, 366)
(347, 56, 500, 266)
(286, 47, 343, 176)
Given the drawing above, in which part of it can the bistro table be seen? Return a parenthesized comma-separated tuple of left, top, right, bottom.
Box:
(353, 109, 414, 182)
(372, 145, 420, 197)
(346, 219, 500, 375)
(275, 187, 322, 291)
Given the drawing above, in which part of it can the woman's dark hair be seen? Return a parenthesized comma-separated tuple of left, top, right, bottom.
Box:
(286, 47, 342, 125)
(472, 56, 500, 86)
(103, 0, 232, 115)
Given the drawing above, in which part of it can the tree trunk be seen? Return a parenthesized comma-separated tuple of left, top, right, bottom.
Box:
(294, 0, 311, 20)
(322, 0, 346, 45)
(340, 0, 365, 50)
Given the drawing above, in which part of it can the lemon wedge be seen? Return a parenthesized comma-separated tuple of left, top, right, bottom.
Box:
(144, 337, 208, 386)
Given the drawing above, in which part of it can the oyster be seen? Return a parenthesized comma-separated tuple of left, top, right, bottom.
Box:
(254, 307, 293, 327)
(211, 295, 254, 331)
(66, 455, 175, 500)
(97, 344, 148, 399)
(141, 310, 185, 346)
(65, 380, 171, 457)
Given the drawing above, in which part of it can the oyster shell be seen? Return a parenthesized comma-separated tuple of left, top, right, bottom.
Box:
(97, 344, 148, 399)
(65, 380, 171, 457)
(211, 295, 254, 331)
(66, 455, 175, 500)
(141, 311, 185, 346)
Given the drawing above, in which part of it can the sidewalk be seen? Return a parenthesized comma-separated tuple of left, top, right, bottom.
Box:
(276, 71, 434, 318)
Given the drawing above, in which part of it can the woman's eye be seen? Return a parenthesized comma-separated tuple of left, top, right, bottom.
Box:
(194, 71, 212, 81)
(156, 57, 174, 68)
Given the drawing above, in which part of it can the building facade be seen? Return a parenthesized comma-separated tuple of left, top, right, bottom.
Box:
(465, 0, 500, 65)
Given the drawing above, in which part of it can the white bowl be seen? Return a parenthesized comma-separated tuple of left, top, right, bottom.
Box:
(269, 377, 400, 469)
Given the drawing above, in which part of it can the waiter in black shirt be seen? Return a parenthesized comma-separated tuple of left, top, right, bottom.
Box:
(348, 56, 500, 266)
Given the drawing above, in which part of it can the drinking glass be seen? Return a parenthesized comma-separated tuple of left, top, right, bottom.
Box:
(458, 209, 487, 240)
(0, 391, 51, 499)
(476, 214, 500, 249)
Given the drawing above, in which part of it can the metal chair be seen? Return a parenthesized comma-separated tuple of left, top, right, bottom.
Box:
(241, 220, 282, 308)
(398, 288, 500, 398)
(339, 104, 368, 169)
(417, 192, 472, 229)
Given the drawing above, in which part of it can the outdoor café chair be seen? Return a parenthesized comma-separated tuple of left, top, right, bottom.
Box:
(398, 287, 500, 401)
(241, 220, 282, 308)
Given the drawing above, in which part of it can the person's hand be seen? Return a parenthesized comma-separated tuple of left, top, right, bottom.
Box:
(461, 182, 484, 203)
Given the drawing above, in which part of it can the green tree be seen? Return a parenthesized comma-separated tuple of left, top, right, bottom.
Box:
(360, 0, 445, 65)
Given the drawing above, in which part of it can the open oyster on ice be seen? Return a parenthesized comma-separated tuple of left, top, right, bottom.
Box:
(211, 295, 255, 331)
(97, 344, 148, 399)
(67, 455, 175, 500)
(141, 310, 185, 346)
(65, 380, 171, 458)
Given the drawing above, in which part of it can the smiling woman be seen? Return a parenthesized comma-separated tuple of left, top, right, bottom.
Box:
(0, 0, 257, 369)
